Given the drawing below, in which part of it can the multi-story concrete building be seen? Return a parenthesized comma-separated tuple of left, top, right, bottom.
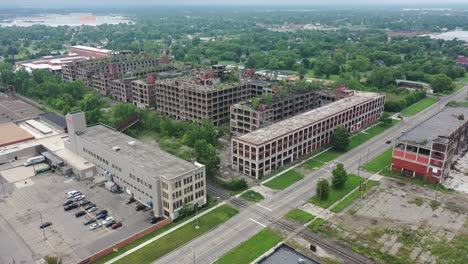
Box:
(391, 106, 468, 184)
(154, 69, 271, 125)
(62, 55, 170, 96)
(230, 90, 322, 136)
(111, 77, 138, 103)
(231, 91, 385, 179)
(65, 111, 207, 219)
(132, 77, 157, 108)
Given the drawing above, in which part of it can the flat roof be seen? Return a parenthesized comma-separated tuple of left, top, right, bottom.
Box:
(398, 106, 468, 147)
(236, 91, 384, 145)
(0, 123, 34, 147)
(258, 244, 319, 264)
(79, 124, 199, 179)
(0, 96, 43, 124)
(71, 45, 113, 54)
(39, 112, 67, 129)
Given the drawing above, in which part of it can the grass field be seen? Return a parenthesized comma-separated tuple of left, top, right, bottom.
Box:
(284, 209, 315, 223)
(314, 149, 342, 163)
(308, 218, 327, 233)
(361, 148, 393, 173)
(240, 190, 265, 202)
(310, 174, 363, 209)
(94, 200, 218, 264)
(214, 228, 282, 264)
(264, 170, 304, 190)
(401, 97, 438, 116)
(114, 205, 239, 264)
(456, 74, 468, 83)
(330, 180, 379, 213)
(454, 101, 468, 107)
(303, 159, 324, 169)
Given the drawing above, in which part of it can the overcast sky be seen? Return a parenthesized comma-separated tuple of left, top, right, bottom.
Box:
(2, 0, 468, 8)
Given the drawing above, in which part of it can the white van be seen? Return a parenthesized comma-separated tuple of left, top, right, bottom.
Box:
(67, 190, 80, 198)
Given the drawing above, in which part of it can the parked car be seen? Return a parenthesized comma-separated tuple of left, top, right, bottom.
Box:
(63, 200, 73, 206)
(112, 222, 122, 229)
(40, 222, 52, 229)
(74, 195, 85, 202)
(150, 216, 163, 224)
(136, 204, 146, 211)
(386, 140, 392, 144)
(101, 216, 114, 225)
(83, 218, 96, 225)
(79, 200, 91, 206)
(64, 203, 78, 211)
(96, 213, 108, 220)
(75, 211, 86, 218)
(96, 210, 108, 216)
(68, 192, 82, 199)
(89, 223, 101, 230)
(105, 220, 116, 228)
(85, 204, 96, 210)
(87, 207, 98, 213)
(66, 190, 80, 198)
(125, 197, 135, 204)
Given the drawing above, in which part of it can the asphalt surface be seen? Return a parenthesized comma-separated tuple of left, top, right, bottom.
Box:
(154, 86, 468, 264)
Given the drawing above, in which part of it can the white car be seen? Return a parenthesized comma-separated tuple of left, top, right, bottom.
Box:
(87, 207, 98, 213)
(74, 195, 85, 202)
(89, 223, 101, 230)
(101, 216, 114, 225)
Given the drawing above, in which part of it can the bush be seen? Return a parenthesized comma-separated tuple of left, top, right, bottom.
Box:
(216, 178, 248, 191)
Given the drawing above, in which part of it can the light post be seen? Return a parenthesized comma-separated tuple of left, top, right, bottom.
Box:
(39, 212, 46, 240)
(0, 174, 5, 198)
(195, 204, 199, 230)
(191, 246, 196, 264)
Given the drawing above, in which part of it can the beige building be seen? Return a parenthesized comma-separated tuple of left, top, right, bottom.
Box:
(65, 111, 206, 218)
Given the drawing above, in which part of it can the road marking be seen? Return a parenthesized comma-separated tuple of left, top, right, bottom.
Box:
(249, 218, 266, 227)
(256, 203, 272, 211)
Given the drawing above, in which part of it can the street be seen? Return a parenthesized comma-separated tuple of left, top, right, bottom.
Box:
(154, 86, 468, 264)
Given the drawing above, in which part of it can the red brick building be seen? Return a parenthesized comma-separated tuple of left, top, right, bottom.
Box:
(392, 106, 468, 184)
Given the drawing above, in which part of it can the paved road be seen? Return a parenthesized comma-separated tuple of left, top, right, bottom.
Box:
(155, 87, 468, 264)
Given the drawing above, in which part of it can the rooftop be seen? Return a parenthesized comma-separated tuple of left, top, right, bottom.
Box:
(0, 123, 34, 147)
(71, 45, 113, 54)
(79, 124, 199, 180)
(236, 91, 384, 145)
(398, 106, 468, 147)
(0, 94, 43, 124)
(395, 79, 430, 86)
(258, 244, 319, 264)
(156, 77, 247, 92)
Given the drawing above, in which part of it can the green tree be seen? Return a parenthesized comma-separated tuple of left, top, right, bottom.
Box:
(316, 179, 330, 201)
(331, 163, 347, 189)
(331, 126, 350, 152)
(379, 112, 392, 126)
(111, 103, 137, 125)
(431, 74, 454, 93)
(251, 97, 260, 109)
(194, 139, 220, 178)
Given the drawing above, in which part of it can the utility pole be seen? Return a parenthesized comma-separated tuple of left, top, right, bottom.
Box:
(192, 246, 196, 264)
(39, 212, 46, 240)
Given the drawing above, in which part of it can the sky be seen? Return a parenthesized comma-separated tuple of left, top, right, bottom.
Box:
(2, 0, 468, 8)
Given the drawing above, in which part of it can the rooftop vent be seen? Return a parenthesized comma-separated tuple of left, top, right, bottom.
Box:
(112, 146, 121, 151)
(128, 141, 136, 146)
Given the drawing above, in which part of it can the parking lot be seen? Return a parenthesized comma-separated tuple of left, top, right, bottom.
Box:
(0, 162, 154, 264)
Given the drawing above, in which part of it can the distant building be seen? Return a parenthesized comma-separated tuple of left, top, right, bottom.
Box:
(232, 91, 385, 179)
(70, 45, 113, 59)
(15, 53, 89, 73)
(65, 111, 207, 218)
(392, 106, 468, 184)
(396, 79, 432, 93)
(132, 75, 157, 108)
(111, 77, 138, 103)
(456, 55, 468, 68)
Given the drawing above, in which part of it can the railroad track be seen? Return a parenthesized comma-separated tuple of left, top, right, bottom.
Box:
(207, 186, 374, 264)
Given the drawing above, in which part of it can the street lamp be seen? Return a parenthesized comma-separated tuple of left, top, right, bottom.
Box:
(195, 204, 199, 230)
(39, 212, 46, 240)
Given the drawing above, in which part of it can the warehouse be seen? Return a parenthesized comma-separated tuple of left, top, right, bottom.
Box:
(65, 111, 207, 218)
